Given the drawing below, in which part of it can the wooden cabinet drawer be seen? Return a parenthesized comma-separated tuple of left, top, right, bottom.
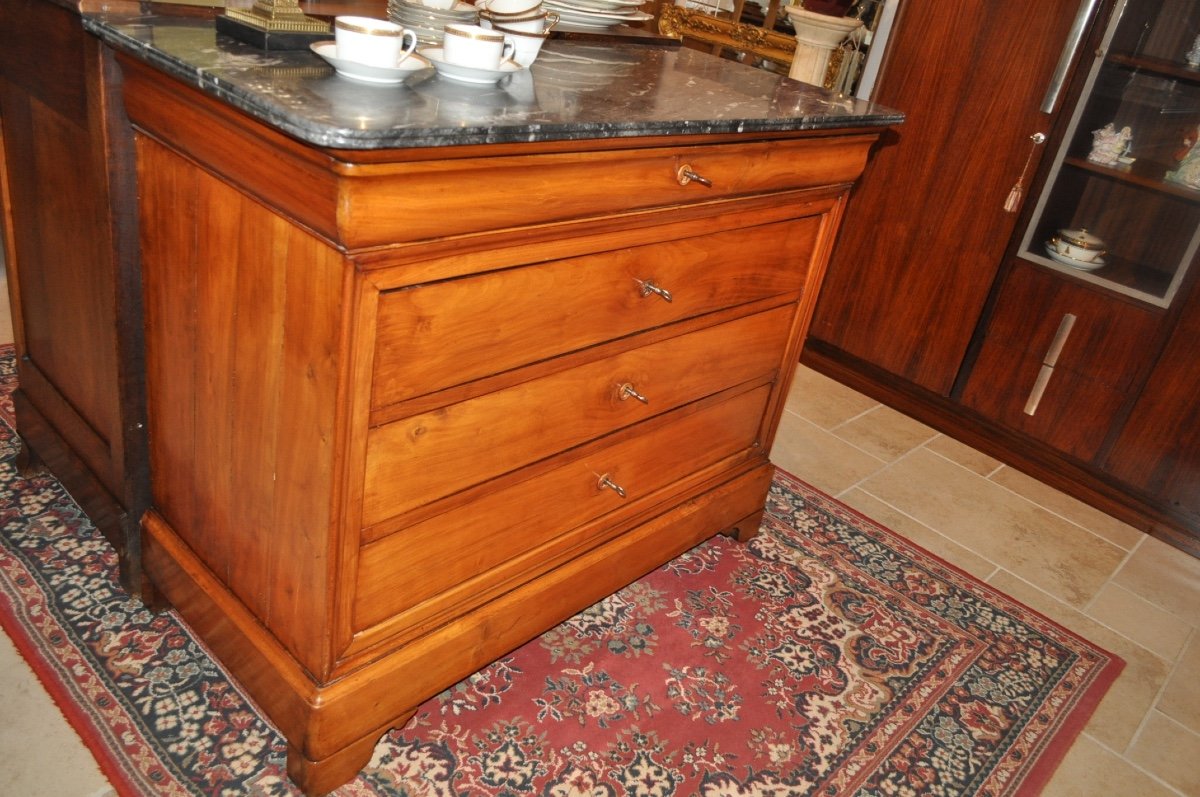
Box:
(363, 305, 792, 527)
(961, 263, 1162, 462)
(354, 384, 772, 636)
(372, 216, 817, 408)
(342, 136, 870, 247)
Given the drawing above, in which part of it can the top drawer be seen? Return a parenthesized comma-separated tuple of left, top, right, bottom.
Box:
(372, 215, 819, 408)
(338, 136, 872, 247)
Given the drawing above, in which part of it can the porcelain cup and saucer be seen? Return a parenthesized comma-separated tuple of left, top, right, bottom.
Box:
(312, 16, 430, 85)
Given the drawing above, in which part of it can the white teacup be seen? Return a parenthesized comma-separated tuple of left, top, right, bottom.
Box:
(483, 9, 558, 33)
(334, 16, 418, 68)
(480, 0, 542, 16)
(491, 23, 550, 65)
(442, 23, 516, 69)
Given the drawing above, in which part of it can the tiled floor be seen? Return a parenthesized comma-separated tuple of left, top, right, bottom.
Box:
(0, 274, 1197, 792)
(772, 367, 1200, 797)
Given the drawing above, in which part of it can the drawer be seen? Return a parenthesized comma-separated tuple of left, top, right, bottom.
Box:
(362, 305, 793, 526)
(373, 216, 818, 407)
(354, 384, 772, 634)
(341, 136, 871, 247)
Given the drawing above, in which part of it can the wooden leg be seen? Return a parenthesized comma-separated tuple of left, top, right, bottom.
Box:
(285, 717, 411, 797)
(720, 506, 765, 542)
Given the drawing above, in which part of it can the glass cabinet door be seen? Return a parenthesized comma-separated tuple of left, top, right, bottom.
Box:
(1019, 0, 1200, 308)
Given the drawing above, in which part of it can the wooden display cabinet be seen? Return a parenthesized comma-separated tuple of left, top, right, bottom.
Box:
(962, 0, 1200, 545)
(806, 0, 1200, 556)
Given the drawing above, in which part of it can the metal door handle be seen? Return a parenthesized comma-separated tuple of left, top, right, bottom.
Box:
(1024, 313, 1077, 415)
(1041, 0, 1100, 113)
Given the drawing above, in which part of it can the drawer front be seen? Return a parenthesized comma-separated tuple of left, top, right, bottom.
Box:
(362, 305, 793, 526)
(354, 384, 772, 634)
(343, 136, 870, 247)
(372, 216, 818, 408)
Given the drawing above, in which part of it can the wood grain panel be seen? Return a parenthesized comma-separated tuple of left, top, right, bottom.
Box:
(959, 263, 1162, 462)
(355, 385, 771, 632)
(338, 135, 871, 248)
(0, 19, 121, 496)
(363, 305, 791, 524)
(1105, 285, 1200, 523)
(373, 216, 816, 406)
(809, 0, 1096, 395)
(138, 137, 347, 675)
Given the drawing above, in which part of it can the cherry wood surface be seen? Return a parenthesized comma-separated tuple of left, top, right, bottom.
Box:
(808, 0, 1096, 396)
(121, 49, 877, 793)
(1105, 283, 1200, 539)
(0, 0, 150, 594)
(960, 262, 1162, 462)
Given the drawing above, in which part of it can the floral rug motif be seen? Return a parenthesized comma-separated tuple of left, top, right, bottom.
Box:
(0, 344, 1122, 796)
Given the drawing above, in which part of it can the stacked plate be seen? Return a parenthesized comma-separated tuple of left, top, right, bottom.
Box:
(542, 0, 653, 28)
(388, 0, 480, 47)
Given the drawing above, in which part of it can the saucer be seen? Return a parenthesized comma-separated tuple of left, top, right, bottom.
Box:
(311, 41, 431, 84)
(1044, 241, 1106, 271)
(420, 47, 523, 84)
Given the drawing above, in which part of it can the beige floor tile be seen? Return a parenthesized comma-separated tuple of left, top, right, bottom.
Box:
(770, 412, 884, 497)
(1158, 632, 1200, 734)
(782, 366, 878, 429)
(923, 434, 1003, 477)
(1086, 582, 1192, 663)
(1128, 711, 1200, 795)
(1041, 733, 1180, 797)
(0, 630, 115, 796)
(1113, 535, 1200, 628)
(861, 449, 1126, 608)
(0, 268, 13, 347)
(838, 487, 998, 582)
(831, 404, 938, 463)
(988, 570, 1173, 753)
(989, 466, 1147, 551)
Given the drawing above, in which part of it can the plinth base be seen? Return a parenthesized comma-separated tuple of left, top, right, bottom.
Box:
(216, 13, 331, 50)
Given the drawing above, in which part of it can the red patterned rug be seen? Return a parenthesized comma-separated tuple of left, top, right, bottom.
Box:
(0, 344, 1122, 796)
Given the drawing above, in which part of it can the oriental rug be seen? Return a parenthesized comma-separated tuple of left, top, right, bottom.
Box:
(0, 344, 1123, 797)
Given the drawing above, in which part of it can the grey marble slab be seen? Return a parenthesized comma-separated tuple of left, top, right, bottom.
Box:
(82, 8, 902, 150)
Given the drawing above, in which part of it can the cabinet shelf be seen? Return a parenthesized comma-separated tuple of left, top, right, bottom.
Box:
(1107, 51, 1200, 84)
(1063, 155, 1200, 203)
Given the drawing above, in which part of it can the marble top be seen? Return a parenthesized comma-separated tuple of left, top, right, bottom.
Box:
(82, 7, 903, 150)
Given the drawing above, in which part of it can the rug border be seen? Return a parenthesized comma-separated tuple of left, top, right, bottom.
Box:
(770, 466, 1127, 796)
(0, 411, 1126, 797)
(0, 583, 144, 796)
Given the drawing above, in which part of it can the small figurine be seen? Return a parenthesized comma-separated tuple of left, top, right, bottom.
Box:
(1167, 126, 1200, 190)
(1187, 34, 1200, 68)
(1087, 123, 1132, 167)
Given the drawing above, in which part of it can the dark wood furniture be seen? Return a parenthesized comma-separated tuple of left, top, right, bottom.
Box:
(97, 24, 891, 793)
(0, 0, 149, 594)
(805, 0, 1200, 556)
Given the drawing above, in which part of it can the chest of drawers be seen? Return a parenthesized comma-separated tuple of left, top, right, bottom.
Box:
(120, 55, 881, 794)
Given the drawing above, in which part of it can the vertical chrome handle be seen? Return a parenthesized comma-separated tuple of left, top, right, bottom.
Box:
(1041, 0, 1100, 113)
(1024, 313, 1077, 416)
(636, 279, 673, 303)
(597, 474, 627, 498)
